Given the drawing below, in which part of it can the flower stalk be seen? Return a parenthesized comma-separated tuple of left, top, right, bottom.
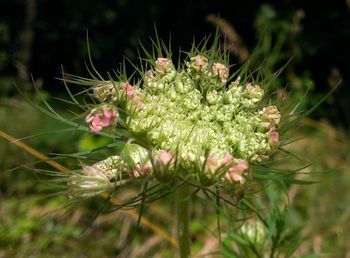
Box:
(177, 182, 191, 258)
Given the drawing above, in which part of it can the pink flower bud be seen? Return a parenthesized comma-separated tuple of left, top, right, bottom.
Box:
(156, 57, 169, 66)
(131, 95, 144, 109)
(92, 116, 102, 127)
(155, 57, 173, 74)
(132, 161, 152, 178)
(268, 127, 279, 145)
(102, 106, 116, 118)
(212, 63, 229, 84)
(142, 160, 153, 174)
(85, 113, 95, 123)
(158, 150, 175, 165)
(246, 83, 264, 101)
(261, 106, 281, 128)
(227, 173, 244, 184)
(100, 116, 111, 127)
(225, 159, 248, 184)
(222, 153, 233, 166)
(121, 82, 135, 96)
(90, 123, 103, 133)
(85, 105, 118, 133)
(153, 150, 176, 182)
(191, 55, 209, 71)
(204, 154, 219, 175)
(230, 160, 248, 173)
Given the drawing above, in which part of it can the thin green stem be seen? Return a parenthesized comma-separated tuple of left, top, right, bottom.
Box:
(177, 182, 191, 258)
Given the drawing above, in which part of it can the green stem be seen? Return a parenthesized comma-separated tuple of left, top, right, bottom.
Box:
(177, 182, 191, 258)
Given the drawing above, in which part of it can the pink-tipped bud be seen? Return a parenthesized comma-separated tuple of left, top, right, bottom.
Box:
(246, 83, 264, 101)
(93, 83, 116, 102)
(85, 113, 95, 123)
(227, 173, 244, 184)
(90, 123, 103, 133)
(131, 94, 144, 109)
(91, 116, 102, 127)
(152, 150, 176, 182)
(100, 116, 111, 127)
(158, 150, 175, 166)
(156, 57, 169, 66)
(155, 57, 173, 74)
(132, 160, 153, 178)
(142, 160, 153, 174)
(261, 106, 281, 128)
(225, 159, 248, 184)
(268, 127, 279, 145)
(121, 82, 135, 97)
(230, 160, 248, 173)
(85, 105, 118, 133)
(102, 106, 117, 118)
(222, 153, 234, 166)
(203, 154, 219, 175)
(212, 63, 229, 84)
(191, 55, 209, 72)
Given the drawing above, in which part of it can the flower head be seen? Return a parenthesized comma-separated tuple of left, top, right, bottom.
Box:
(77, 47, 284, 192)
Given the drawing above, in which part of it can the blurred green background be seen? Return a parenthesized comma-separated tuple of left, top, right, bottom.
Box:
(0, 0, 349, 257)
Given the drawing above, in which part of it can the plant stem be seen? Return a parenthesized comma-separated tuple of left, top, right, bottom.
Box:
(177, 182, 191, 258)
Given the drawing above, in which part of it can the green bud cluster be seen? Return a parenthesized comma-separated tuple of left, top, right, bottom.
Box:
(74, 53, 282, 196)
(127, 56, 279, 163)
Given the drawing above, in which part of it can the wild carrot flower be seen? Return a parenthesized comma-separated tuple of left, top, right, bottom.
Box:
(65, 39, 285, 202)
(79, 50, 283, 189)
(40, 34, 306, 258)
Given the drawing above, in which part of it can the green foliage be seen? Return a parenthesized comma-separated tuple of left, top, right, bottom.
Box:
(252, 4, 318, 109)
